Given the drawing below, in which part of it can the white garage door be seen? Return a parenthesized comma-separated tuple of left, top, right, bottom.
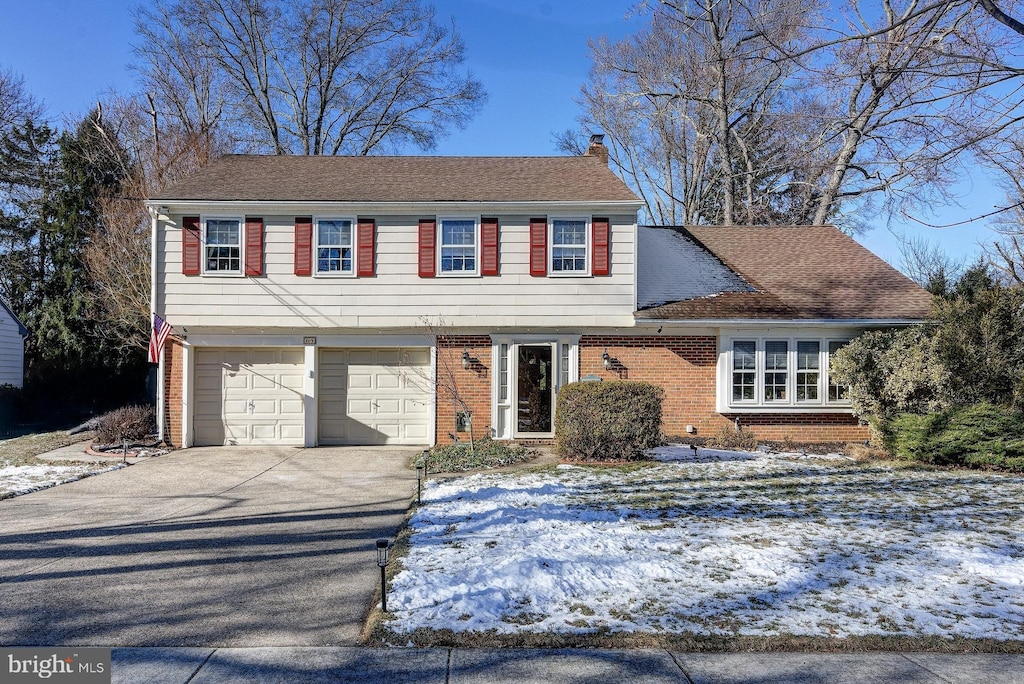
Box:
(319, 347, 432, 445)
(194, 348, 305, 446)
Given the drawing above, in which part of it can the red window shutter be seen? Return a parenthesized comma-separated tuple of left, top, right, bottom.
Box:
(357, 219, 375, 277)
(529, 218, 547, 277)
(245, 217, 264, 276)
(592, 217, 610, 276)
(480, 218, 499, 276)
(182, 216, 201, 275)
(418, 219, 436, 278)
(294, 217, 313, 276)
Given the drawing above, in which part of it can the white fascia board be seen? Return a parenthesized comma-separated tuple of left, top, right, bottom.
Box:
(633, 318, 926, 328)
(145, 199, 644, 216)
(186, 333, 433, 347)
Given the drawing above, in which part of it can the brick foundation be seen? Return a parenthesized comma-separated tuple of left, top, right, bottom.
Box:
(435, 335, 492, 444)
(162, 337, 184, 447)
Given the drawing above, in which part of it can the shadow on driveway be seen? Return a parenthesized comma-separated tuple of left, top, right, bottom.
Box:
(0, 446, 418, 647)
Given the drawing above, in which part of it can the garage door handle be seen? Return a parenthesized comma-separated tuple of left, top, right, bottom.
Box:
(248, 400, 255, 414)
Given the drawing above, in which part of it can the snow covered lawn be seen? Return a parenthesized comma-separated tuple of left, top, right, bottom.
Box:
(0, 461, 123, 499)
(388, 447, 1024, 640)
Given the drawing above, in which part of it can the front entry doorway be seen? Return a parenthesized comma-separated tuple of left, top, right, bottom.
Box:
(516, 344, 553, 434)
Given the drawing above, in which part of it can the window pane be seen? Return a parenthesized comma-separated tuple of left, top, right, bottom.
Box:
(732, 341, 756, 401)
(560, 343, 570, 386)
(316, 220, 352, 273)
(828, 340, 850, 402)
(205, 220, 240, 272)
(499, 344, 509, 402)
(764, 341, 787, 401)
(796, 341, 820, 402)
(552, 219, 586, 272)
(440, 219, 476, 272)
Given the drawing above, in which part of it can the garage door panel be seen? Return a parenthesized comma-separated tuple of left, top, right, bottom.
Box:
(194, 348, 304, 447)
(318, 347, 431, 446)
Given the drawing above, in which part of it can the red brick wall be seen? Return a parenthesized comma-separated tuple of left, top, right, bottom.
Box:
(162, 337, 184, 447)
(578, 335, 868, 444)
(435, 335, 492, 444)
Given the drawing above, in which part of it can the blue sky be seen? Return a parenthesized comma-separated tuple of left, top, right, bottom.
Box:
(0, 0, 1002, 268)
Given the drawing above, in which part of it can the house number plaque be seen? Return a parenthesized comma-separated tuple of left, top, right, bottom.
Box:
(303, 337, 316, 345)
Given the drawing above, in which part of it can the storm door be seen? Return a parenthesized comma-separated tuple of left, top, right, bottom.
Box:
(515, 344, 554, 435)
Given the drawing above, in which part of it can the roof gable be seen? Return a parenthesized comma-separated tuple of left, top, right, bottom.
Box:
(152, 154, 641, 204)
(638, 225, 933, 321)
(0, 299, 27, 336)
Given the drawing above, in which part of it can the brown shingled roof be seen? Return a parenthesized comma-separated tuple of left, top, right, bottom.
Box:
(639, 226, 933, 321)
(152, 154, 641, 203)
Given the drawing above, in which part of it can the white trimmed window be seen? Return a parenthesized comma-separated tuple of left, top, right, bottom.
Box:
(725, 337, 852, 410)
(204, 217, 242, 274)
(828, 341, 850, 402)
(439, 217, 478, 275)
(551, 218, 588, 274)
(316, 218, 354, 275)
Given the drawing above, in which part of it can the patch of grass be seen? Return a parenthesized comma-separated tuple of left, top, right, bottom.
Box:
(0, 430, 95, 467)
(417, 437, 537, 473)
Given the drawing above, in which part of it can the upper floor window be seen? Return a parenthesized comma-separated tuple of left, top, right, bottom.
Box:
(551, 218, 587, 273)
(316, 218, 354, 275)
(764, 341, 788, 401)
(732, 341, 756, 402)
(796, 341, 820, 402)
(439, 218, 477, 274)
(205, 218, 241, 273)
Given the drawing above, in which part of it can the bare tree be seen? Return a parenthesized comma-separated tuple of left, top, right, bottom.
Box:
(977, 133, 1024, 285)
(420, 316, 477, 452)
(572, 0, 1024, 230)
(133, 0, 485, 156)
(897, 234, 967, 293)
(564, 0, 825, 226)
(0, 66, 43, 136)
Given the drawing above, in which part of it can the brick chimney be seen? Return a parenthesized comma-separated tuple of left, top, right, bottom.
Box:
(585, 133, 609, 165)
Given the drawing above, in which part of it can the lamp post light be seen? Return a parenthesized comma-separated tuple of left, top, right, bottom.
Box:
(376, 538, 392, 612)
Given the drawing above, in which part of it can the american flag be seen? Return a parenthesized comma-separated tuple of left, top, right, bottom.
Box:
(149, 314, 172, 364)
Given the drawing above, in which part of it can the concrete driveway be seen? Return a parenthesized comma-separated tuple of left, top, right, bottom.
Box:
(0, 446, 418, 647)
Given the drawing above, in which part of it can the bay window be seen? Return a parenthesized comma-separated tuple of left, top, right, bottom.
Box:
(726, 337, 852, 409)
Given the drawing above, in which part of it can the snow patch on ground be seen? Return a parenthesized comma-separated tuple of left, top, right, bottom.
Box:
(0, 463, 125, 498)
(389, 451, 1024, 639)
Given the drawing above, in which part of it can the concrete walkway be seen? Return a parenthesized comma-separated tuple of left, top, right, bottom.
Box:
(110, 647, 1024, 683)
(0, 446, 418, 646)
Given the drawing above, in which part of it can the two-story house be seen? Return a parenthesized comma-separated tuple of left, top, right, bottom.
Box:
(149, 138, 931, 448)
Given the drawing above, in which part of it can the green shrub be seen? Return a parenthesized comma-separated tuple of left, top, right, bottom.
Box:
(706, 423, 758, 451)
(885, 403, 1024, 471)
(418, 436, 534, 473)
(94, 405, 156, 445)
(555, 381, 663, 461)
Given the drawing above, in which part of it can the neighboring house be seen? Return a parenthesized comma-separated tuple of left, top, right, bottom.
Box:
(0, 299, 27, 388)
(148, 139, 932, 448)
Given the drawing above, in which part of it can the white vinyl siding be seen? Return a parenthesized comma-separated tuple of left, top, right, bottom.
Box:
(0, 310, 25, 388)
(157, 212, 637, 329)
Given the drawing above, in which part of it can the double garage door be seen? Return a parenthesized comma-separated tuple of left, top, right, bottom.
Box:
(193, 347, 431, 446)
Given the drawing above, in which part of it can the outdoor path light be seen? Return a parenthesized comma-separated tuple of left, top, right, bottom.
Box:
(376, 538, 392, 612)
(416, 465, 424, 505)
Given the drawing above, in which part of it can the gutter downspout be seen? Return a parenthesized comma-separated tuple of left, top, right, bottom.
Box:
(149, 207, 163, 443)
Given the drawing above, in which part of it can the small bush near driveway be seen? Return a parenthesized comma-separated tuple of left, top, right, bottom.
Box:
(555, 381, 663, 461)
(94, 405, 156, 445)
(885, 403, 1024, 471)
